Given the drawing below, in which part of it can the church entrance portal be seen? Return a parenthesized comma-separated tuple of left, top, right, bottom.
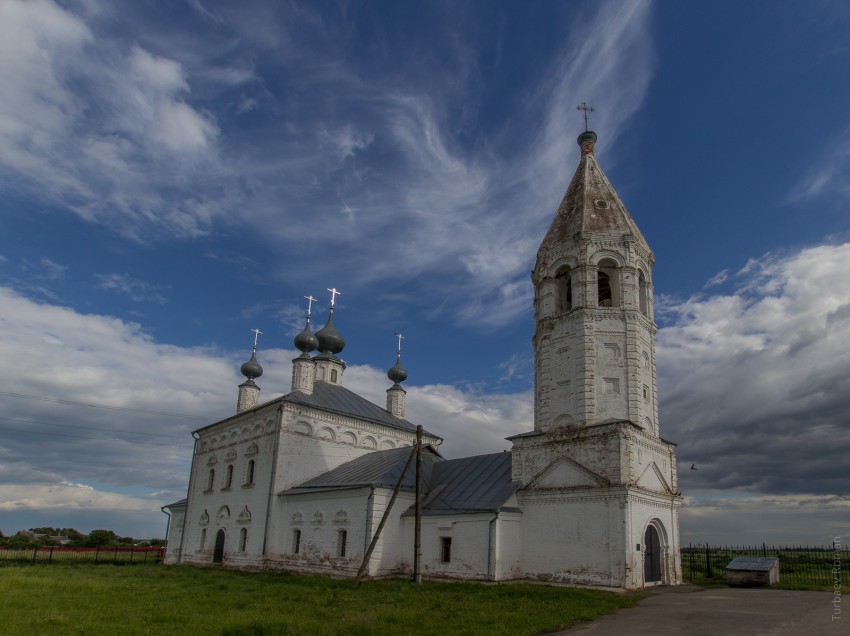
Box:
(643, 525, 662, 583)
(213, 529, 226, 564)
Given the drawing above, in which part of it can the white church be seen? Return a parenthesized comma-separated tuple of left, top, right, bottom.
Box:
(162, 128, 682, 589)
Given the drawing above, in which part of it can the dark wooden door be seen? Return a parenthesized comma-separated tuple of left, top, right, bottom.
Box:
(644, 525, 661, 583)
(213, 529, 226, 564)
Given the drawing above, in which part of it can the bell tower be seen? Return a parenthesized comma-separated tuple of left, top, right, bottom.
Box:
(511, 118, 681, 589)
(532, 129, 659, 436)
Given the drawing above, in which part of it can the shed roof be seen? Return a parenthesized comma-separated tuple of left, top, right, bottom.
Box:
(406, 451, 520, 516)
(281, 446, 442, 495)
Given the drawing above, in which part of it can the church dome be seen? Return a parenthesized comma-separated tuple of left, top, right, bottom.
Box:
(315, 311, 345, 354)
(387, 354, 408, 384)
(293, 320, 319, 354)
(240, 352, 263, 380)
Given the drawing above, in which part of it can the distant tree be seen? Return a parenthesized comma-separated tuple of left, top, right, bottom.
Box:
(7, 532, 42, 549)
(85, 529, 117, 547)
(117, 536, 135, 545)
(61, 528, 86, 547)
(62, 528, 85, 541)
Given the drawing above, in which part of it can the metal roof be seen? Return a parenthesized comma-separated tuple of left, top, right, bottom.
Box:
(538, 137, 651, 258)
(282, 448, 519, 518)
(412, 451, 520, 515)
(281, 446, 442, 495)
(286, 382, 440, 439)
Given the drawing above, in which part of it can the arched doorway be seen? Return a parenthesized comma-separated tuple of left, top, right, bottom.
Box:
(644, 524, 662, 583)
(213, 529, 226, 564)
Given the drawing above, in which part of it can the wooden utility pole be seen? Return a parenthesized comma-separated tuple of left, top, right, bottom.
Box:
(352, 444, 416, 588)
(413, 425, 423, 583)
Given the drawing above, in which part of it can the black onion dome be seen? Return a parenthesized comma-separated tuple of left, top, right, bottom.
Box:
(387, 354, 407, 384)
(315, 311, 345, 354)
(293, 320, 319, 354)
(240, 352, 263, 380)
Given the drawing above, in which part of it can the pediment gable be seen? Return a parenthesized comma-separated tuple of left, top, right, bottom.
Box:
(635, 461, 672, 494)
(528, 456, 610, 489)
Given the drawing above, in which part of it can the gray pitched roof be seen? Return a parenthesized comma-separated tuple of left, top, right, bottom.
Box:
(282, 448, 519, 518)
(281, 446, 442, 495)
(286, 382, 439, 439)
(194, 380, 441, 440)
(407, 451, 520, 516)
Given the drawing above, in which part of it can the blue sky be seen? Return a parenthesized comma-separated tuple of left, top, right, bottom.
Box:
(1, 0, 848, 544)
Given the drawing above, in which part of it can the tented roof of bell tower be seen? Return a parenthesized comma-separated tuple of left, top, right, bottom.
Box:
(538, 131, 650, 256)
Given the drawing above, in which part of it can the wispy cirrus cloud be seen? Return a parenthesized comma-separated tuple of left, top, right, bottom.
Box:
(0, 0, 657, 326)
(788, 125, 850, 203)
(96, 273, 169, 304)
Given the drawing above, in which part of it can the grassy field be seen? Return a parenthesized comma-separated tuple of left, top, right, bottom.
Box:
(0, 564, 642, 636)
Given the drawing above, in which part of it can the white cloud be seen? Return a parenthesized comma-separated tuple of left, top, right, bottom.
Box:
(659, 243, 850, 500)
(0, 0, 226, 239)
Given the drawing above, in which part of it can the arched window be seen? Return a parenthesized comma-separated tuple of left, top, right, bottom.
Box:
(200, 528, 207, 551)
(555, 267, 572, 312)
(597, 258, 619, 307)
(638, 271, 648, 316)
(224, 464, 233, 489)
(239, 528, 248, 552)
(206, 469, 215, 492)
(337, 530, 347, 557)
(246, 459, 255, 486)
(330, 369, 338, 383)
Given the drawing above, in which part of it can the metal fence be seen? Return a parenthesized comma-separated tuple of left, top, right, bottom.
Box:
(681, 543, 846, 587)
(0, 546, 165, 565)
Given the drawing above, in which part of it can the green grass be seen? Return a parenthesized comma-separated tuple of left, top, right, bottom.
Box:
(0, 564, 642, 635)
(682, 547, 850, 593)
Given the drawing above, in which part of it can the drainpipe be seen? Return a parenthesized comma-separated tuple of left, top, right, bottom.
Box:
(487, 512, 499, 581)
(161, 505, 171, 561)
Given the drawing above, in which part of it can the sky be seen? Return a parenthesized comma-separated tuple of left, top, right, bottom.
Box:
(1, 0, 848, 546)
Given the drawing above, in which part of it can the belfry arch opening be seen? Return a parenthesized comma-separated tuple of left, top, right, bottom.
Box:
(597, 258, 619, 307)
(555, 266, 573, 312)
(638, 270, 648, 316)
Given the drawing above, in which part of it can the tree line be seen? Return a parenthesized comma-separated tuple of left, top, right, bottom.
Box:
(0, 527, 163, 549)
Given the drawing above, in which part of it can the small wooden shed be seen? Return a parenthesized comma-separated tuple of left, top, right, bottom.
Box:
(725, 556, 780, 586)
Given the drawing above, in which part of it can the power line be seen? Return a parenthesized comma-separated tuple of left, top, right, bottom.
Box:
(0, 416, 188, 439)
(0, 391, 216, 420)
